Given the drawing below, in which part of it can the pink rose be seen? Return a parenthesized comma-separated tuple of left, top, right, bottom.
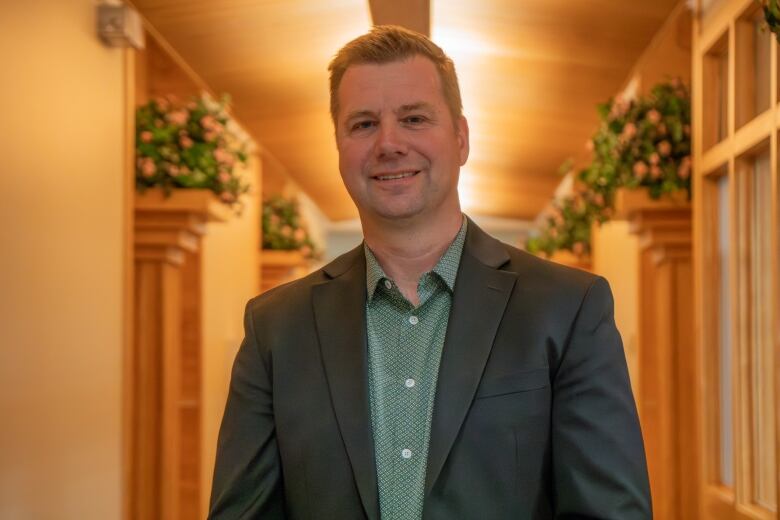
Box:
(650, 165, 662, 179)
(610, 97, 630, 119)
(633, 161, 648, 179)
(593, 193, 605, 206)
(646, 109, 661, 124)
(214, 147, 234, 165)
(621, 123, 637, 142)
(658, 141, 671, 157)
(179, 136, 193, 149)
(281, 225, 293, 237)
(140, 131, 153, 143)
(200, 115, 217, 130)
(300, 245, 312, 257)
(220, 191, 235, 203)
(678, 156, 692, 179)
(293, 228, 306, 242)
(649, 153, 660, 165)
(154, 97, 170, 112)
(167, 164, 180, 177)
(166, 110, 188, 126)
(204, 131, 217, 142)
(270, 214, 281, 226)
(218, 172, 231, 183)
(141, 158, 156, 177)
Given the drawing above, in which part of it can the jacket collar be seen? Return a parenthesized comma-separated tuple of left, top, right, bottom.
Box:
(321, 215, 510, 280)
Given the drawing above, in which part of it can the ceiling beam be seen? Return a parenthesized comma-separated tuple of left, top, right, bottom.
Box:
(368, 0, 430, 36)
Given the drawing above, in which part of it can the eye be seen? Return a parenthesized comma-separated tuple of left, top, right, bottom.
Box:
(403, 115, 427, 124)
(350, 120, 376, 132)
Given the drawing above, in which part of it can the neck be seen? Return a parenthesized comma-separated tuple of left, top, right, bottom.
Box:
(362, 209, 463, 305)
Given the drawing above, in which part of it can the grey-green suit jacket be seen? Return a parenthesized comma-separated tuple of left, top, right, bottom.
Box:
(209, 219, 652, 519)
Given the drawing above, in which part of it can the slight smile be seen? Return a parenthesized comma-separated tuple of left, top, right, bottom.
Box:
(372, 170, 421, 181)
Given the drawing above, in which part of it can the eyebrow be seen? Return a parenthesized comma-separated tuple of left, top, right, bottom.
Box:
(344, 110, 376, 125)
(397, 102, 436, 114)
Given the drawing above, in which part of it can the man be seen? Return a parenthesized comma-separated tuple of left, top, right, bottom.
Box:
(209, 25, 651, 519)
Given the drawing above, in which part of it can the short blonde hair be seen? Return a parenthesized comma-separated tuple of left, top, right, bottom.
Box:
(328, 25, 463, 127)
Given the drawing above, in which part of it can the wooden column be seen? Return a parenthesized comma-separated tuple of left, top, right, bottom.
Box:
(548, 250, 592, 272)
(615, 189, 697, 520)
(132, 189, 230, 520)
(260, 250, 311, 293)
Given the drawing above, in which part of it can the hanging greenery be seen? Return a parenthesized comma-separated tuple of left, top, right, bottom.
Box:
(762, 0, 780, 41)
(525, 189, 606, 258)
(135, 93, 251, 213)
(526, 79, 691, 258)
(262, 195, 320, 259)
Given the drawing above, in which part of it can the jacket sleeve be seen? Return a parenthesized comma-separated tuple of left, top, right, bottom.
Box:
(552, 276, 652, 519)
(208, 300, 287, 519)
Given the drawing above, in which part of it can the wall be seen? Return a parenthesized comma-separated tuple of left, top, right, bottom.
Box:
(624, 1, 692, 96)
(591, 221, 641, 396)
(200, 155, 262, 514)
(0, 1, 126, 518)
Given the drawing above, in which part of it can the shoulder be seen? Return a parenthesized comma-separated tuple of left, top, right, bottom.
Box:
(463, 217, 601, 296)
(246, 245, 363, 319)
(501, 242, 599, 291)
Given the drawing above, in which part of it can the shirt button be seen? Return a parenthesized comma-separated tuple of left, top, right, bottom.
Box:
(384, 280, 392, 290)
(401, 448, 413, 459)
(404, 378, 416, 388)
(408, 315, 419, 325)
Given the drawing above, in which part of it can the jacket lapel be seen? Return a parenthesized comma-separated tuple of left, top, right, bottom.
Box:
(312, 246, 380, 520)
(425, 221, 516, 495)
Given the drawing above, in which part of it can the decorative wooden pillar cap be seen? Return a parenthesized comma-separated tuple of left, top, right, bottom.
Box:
(613, 189, 691, 265)
(135, 189, 231, 265)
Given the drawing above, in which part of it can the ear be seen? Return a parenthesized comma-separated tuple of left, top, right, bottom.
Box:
(457, 115, 470, 166)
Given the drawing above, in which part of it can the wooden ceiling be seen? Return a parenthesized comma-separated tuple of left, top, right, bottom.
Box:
(132, 0, 681, 221)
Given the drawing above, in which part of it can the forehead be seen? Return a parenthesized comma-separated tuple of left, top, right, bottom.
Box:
(337, 56, 444, 115)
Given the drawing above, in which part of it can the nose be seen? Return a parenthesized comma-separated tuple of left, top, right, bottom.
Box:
(373, 120, 408, 160)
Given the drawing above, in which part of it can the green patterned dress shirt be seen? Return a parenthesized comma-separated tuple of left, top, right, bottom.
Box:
(364, 217, 468, 520)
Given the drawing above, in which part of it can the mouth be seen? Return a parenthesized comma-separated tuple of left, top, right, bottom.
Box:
(372, 170, 421, 181)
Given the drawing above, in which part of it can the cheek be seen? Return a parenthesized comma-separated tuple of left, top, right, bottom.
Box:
(339, 141, 368, 169)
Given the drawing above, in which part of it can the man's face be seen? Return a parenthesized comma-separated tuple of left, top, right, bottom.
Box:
(335, 55, 469, 225)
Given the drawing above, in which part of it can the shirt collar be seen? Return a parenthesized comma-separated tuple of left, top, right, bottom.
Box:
(364, 216, 468, 301)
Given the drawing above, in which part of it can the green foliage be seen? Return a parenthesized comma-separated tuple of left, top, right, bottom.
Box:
(526, 79, 692, 258)
(135, 93, 251, 213)
(525, 191, 604, 258)
(763, 0, 780, 41)
(262, 195, 320, 258)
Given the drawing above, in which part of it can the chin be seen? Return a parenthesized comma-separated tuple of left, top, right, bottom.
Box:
(370, 203, 425, 222)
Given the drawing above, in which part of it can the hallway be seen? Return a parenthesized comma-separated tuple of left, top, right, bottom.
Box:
(0, 0, 777, 518)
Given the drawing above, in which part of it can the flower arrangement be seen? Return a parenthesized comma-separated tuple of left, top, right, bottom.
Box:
(525, 171, 608, 258)
(262, 195, 319, 259)
(135, 93, 250, 212)
(762, 0, 780, 41)
(526, 79, 691, 258)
